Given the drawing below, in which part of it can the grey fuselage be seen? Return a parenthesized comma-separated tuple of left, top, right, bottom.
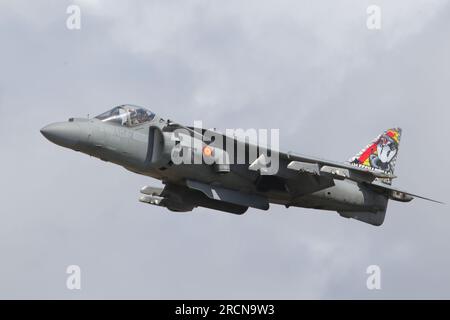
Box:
(41, 116, 389, 225)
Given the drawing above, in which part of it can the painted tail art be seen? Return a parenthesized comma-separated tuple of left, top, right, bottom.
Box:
(349, 128, 402, 184)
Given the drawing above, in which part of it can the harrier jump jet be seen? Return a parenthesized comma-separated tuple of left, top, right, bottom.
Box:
(41, 104, 441, 226)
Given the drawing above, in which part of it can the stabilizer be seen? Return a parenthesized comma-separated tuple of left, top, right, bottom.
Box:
(349, 128, 402, 185)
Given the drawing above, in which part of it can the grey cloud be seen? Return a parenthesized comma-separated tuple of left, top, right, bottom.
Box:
(0, 0, 449, 299)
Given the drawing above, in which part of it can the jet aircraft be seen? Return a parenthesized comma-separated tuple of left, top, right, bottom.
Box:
(41, 104, 441, 226)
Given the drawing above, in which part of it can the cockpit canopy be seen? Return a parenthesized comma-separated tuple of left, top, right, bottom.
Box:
(95, 105, 155, 127)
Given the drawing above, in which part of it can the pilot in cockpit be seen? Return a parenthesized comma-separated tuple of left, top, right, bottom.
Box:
(95, 105, 155, 127)
(118, 107, 129, 126)
(135, 108, 148, 124)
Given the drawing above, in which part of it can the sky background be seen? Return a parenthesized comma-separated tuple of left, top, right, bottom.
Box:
(0, 0, 449, 299)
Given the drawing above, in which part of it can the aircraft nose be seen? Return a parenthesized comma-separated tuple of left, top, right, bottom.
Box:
(40, 122, 81, 148)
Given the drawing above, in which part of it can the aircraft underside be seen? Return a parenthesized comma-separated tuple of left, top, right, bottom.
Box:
(41, 104, 441, 227)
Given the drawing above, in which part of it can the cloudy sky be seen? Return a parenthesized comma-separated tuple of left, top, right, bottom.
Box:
(1, 0, 449, 299)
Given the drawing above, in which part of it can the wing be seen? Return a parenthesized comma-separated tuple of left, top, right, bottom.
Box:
(163, 122, 442, 205)
(284, 152, 396, 180)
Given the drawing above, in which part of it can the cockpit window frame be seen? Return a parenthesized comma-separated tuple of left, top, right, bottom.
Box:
(95, 105, 155, 128)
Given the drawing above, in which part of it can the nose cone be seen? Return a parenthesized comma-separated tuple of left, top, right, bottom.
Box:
(40, 122, 81, 149)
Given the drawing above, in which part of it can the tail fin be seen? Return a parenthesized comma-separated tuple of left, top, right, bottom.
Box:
(349, 128, 402, 184)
